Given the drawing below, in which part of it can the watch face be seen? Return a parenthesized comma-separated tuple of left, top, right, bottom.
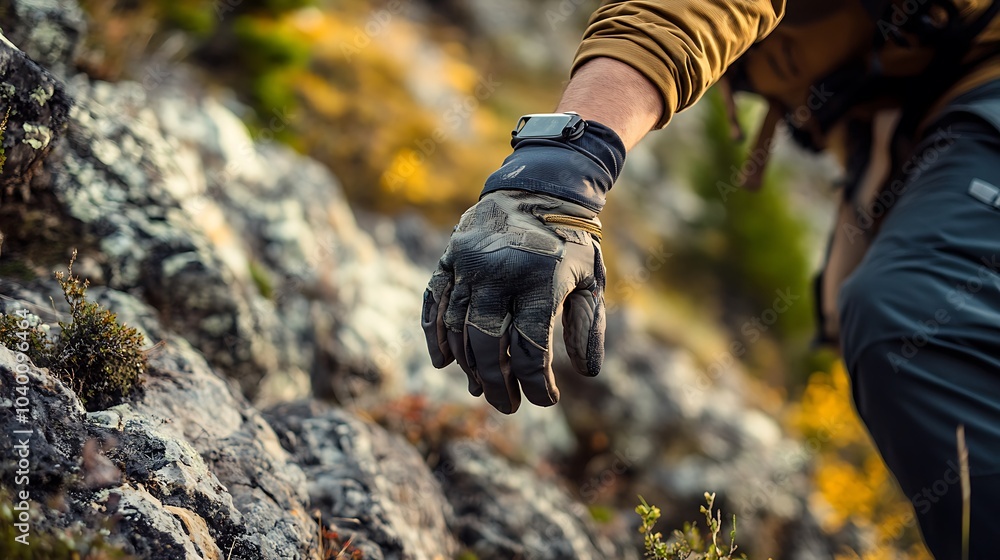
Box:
(517, 114, 575, 138)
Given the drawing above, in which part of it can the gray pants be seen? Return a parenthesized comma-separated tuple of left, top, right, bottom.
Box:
(839, 82, 1000, 559)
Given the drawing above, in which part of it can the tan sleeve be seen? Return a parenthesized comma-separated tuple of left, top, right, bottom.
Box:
(573, 0, 785, 128)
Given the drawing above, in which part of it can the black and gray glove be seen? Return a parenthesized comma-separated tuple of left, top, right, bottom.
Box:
(421, 120, 626, 414)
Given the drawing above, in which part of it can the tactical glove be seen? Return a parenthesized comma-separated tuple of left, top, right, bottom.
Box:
(421, 119, 626, 414)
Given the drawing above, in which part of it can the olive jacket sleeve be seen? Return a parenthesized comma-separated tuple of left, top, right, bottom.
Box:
(573, 0, 786, 128)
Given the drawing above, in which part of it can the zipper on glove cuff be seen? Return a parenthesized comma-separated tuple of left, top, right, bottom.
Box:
(541, 214, 603, 241)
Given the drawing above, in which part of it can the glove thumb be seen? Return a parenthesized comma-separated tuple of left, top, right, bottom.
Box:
(562, 278, 605, 377)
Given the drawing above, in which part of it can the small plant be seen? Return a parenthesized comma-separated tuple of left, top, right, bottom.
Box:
(0, 488, 131, 559)
(0, 104, 10, 174)
(313, 510, 363, 559)
(636, 493, 749, 560)
(248, 260, 274, 300)
(0, 251, 146, 411)
(0, 311, 53, 369)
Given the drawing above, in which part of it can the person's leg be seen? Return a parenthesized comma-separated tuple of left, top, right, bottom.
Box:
(839, 112, 1000, 559)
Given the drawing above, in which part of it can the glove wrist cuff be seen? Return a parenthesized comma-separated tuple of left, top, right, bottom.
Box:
(480, 120, 626, 213)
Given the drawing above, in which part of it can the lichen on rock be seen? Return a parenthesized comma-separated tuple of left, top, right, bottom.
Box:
(20, 122, 51, 149)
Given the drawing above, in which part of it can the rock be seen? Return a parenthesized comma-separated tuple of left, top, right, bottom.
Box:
(0, 340, 85, 498)
(88, 291, 318, 559)
(0, 29, 72, 195)
(46, 76, 273, 395)
(8, 63, 440, 401)
(438, 440, 639, 560)
(266, 400, 460, 560)
(0, 284, 319, 558)
(0, 0, 86, 75)
(1, 282, 514, 560)
(96, 483, 209, 560)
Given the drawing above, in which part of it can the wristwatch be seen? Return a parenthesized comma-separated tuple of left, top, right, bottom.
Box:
(512, 112, 587, 141)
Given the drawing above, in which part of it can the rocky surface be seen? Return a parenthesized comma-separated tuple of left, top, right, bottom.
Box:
(0, 288, 318, 559)
(265, 400, 461, 559)
(0, 10, 74, 261)
(0, 37, 70, 194)
(0, 0, 864, 558)
(440, 440, 638, 560)
(0, 0, 85, 76)
(0, 283, 633, 559)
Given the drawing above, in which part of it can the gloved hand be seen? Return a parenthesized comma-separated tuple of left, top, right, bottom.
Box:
(421, 118, 626, 414)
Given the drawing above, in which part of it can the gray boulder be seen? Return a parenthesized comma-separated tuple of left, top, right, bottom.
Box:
(266, 401, 460, 560)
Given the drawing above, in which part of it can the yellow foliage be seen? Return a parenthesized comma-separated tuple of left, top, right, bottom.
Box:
(381, 148, 431, 200)
(249, 6, 512, 217)
(295, 73, 350, 118)
(813, 457, 877, 531)
(791, 363, 932, 559)
(791, 363, 867, 447)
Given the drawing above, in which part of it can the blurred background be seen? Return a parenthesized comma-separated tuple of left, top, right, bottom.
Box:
(4, 0, 938, 557)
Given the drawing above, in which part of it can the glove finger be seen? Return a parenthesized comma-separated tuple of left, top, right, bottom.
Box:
(467, 322, 519, 414)
(447, 328, 483, 396)
(421, 283, 454, 368)
(465, 282, 519, 413)
(511, 279, 563, 407)
(444, 282, 482, 396)
(562, 282, 605, 377)
(504, 242, 572, 407)
(510, 324, 557, 407)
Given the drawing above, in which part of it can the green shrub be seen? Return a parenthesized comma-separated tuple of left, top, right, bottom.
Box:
(662, 88, 817, 387)
(678, 89, 813, 339)
(159, 1, 216, 36)
(0, 253, 146, 411)
(636, 493, 751, 560)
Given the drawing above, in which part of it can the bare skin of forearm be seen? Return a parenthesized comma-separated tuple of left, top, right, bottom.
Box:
(556, 58, 664, 151)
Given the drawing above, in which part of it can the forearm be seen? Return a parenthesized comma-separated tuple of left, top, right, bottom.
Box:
(573, 0, 785, 129)
(556, 58, 662, 151)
